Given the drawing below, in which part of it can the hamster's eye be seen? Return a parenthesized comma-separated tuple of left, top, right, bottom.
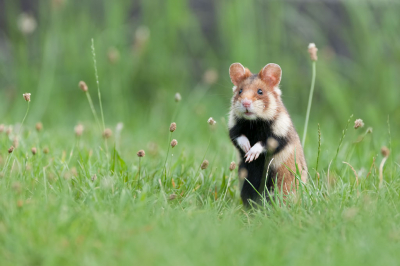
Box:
(257, 89, 263, 95)
(238, 88, 243, 94)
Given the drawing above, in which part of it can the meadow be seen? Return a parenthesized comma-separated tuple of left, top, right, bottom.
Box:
(0, 0, 400, 265)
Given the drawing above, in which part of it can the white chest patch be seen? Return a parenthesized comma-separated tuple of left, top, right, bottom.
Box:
(272, 112, 291, 137)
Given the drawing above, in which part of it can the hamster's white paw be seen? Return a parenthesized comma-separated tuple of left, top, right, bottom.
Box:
(245, 142, 265, 163)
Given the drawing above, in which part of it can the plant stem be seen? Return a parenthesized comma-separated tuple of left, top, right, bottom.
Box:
(315, 123, 321, 173)
(139, 157, 142, 180)
(18, 102, 30, 136)
(91, 38, 108, 154)
(2, 102, 30, 174)
(334, 114, 353, 161)
(162, 132, 172, 181)
(302, 61, 316, 148)
(91, 38, 105, 132)
(85, 91, 101, 131)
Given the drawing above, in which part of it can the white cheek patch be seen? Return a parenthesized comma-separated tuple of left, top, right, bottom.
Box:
(272, 112, 291, 137)
(271, 143, 294, 169)
(233, 101, 243, 114)
(232, 86, 237, 92)
(257, 93, 277, 121)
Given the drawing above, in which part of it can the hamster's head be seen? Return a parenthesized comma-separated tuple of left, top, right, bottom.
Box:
(229, 63, 282, 121)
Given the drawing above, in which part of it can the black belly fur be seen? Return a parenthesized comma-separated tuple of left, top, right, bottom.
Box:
(229, 118, 289, 206)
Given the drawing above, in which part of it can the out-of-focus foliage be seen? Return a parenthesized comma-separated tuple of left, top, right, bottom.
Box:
(0, 1, 399, 134)
(1, 1, 400, 265)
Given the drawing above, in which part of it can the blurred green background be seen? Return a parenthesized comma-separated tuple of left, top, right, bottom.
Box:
(1, 2, 400, 264)
(0, 0, 399, 150)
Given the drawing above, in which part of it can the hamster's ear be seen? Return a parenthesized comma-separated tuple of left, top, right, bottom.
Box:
(259, 63, 282, 87)
(229, 63, 251, 86)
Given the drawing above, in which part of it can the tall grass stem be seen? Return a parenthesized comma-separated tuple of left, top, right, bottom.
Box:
(334, 114, 353, 161)
(85, 91, 101, 131)
(302, 61, 316, 147)
(315, 123, 321, 176)
(162, 132, 172, 181)
(91, 39, 106, 132)
(91, 39, 109, 154)
(17, 102, 30, 136)
(2, 102, 31, 174)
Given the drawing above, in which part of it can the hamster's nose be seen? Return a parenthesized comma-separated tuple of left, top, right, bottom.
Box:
(242, 99, 252, 108)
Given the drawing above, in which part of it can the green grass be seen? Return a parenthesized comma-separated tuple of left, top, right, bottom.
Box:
(1, 0, 400, 265)
(0, 99, 399, 265)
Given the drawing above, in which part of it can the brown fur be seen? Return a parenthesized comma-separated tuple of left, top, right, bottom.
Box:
(274, 145, 308, 194)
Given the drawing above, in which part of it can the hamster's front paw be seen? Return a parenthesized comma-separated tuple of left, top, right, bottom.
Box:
(245, 142, 265, 163)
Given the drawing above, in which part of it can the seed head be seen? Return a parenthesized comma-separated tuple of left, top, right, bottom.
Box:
(381, 146, 390, 158)
(23, 93, 31, 102)
(107, 47, 120, 64)
(308, 43, 318, 61)
(12, 182, 21, 193)
(79, 81, 88, 92)
(169, 122, 177, 132)
(91, 174, 97, 181)
(6, 126, 12, 136)
(170, 139, 178, 148)
(8, 146, 14, 154)
(35, 122, 43, 132)
(31, 147, 37, 155)
(103, 128, 112, 139)
(137, 150, 145, 158)
(207, 117, 217, 126)
(174, 93, 182, 102)
(51, 0, 66, 10)
(74, 124, 84, 137)
(201, 160, 209, 170)
(0, 124, 4, 133)
(354, 119, 364, 129)
(17, 200, 24, 208)
(116, 122, 124, 132)
(43, 147, 49, 154)
(169, 194, 177, 200)
(17, 13, 37, 35)
(203, 69, 218, 85)
(134, 25, 150, 51)
(229, 161, 236, 171)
